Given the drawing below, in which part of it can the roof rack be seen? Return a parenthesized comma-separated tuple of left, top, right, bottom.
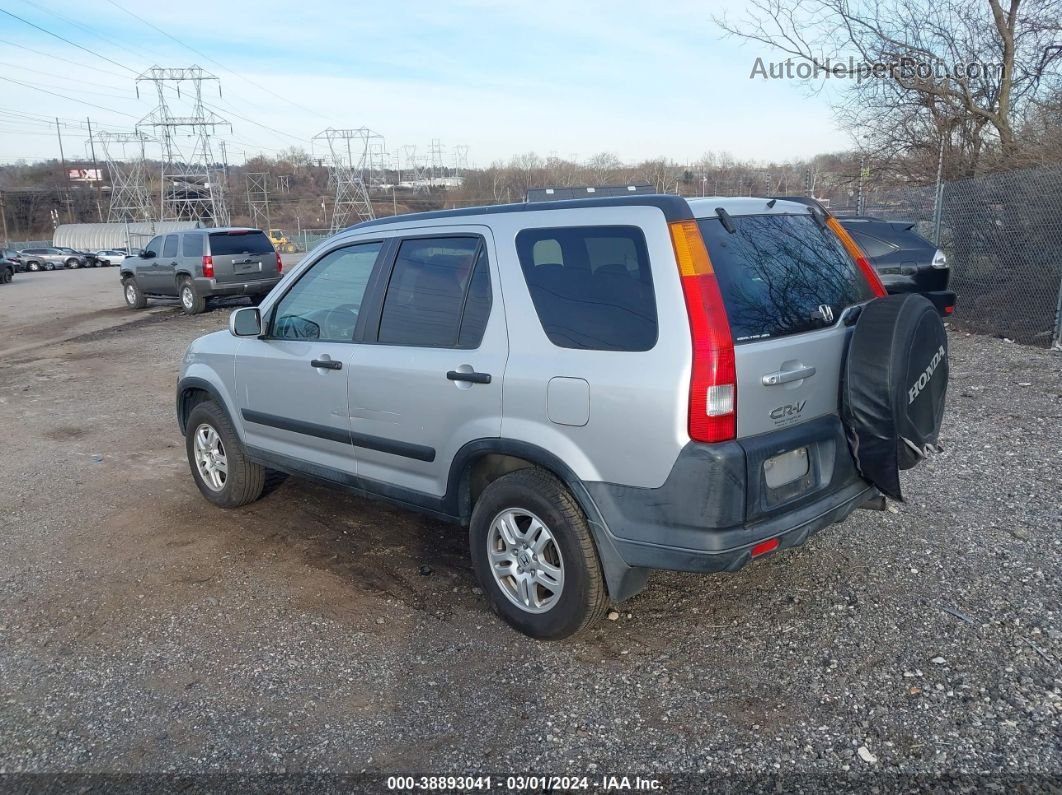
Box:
(526, 184, 655, 203)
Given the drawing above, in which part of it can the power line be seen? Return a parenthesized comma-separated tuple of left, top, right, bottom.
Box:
(0, 75, 138, 117)
(104, 0, 329, 121)
(0, 36, 129, 79)
(0, 7, 138, 75)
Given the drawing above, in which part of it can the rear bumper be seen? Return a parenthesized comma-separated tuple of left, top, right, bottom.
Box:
(192, 276, 281, 297)
(584, 415, 877, 575)
(923, 290, 956, 316)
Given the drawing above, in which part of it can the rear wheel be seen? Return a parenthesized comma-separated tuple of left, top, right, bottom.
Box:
(469, 468, 609, 640)
(28, 261, 41, 272)
(66, 258, 80, 269)
(179, 278, 206, 315)
(185, 400, 267, 508)
(43, 262, 55, 271)
(122, 277, 147, 309)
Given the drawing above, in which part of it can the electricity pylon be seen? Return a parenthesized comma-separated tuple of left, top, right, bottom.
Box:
(97, 130, 156, 223)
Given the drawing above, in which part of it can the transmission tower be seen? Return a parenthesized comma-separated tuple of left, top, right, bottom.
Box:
(97, 130, 156, 223)
(429, 138, 445, 185)
(245, 172, 271, 230)
(313, 128, 381, 230)
(402, 145, 429, 193)
(368, 140, 390, 190)
(136, 66, 230, 226)
(453, 145, 470, 177)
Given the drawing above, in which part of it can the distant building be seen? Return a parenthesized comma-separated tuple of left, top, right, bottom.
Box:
(53, 221, 200, 251)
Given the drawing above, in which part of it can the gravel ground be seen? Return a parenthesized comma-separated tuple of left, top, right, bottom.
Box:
(0, 291, 1059, 791)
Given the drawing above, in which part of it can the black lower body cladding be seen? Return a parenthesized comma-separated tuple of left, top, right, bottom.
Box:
(842, 294, 949, 501)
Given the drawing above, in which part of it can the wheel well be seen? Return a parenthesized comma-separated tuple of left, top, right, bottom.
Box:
(461, 453, 537, 520)
(178, 387, 212, 432)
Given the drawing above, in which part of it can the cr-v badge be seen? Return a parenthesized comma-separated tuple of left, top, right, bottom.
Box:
(770, 400, 807, 423)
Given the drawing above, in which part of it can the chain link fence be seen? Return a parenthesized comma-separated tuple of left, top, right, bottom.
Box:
(854, 166, 1062, 348)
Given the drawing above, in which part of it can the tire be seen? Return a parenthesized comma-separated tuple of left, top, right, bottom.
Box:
(44, 262, 55, 271)
(27, 261, 40, 272)
(185, 400, 266, 508)
(179, 278, 206, 315)
(66, 258, 80, 269)
(469, 468, 609, 640)
(122, 277, 147, 309)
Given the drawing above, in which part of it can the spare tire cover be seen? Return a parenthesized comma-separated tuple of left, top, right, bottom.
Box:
(842, 294, 949, 501)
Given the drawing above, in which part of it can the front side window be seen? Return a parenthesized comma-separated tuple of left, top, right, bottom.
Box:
(515, 226, 657, 352)
(162, 236, 179, 258)
(144, 237, 162, 256)
(377, 236, 486, 347)
(271, 242, 383, 342)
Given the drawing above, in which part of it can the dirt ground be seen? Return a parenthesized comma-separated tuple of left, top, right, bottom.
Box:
(0, 269, 1059, 788)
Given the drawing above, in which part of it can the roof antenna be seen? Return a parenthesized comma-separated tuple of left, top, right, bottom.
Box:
(766, 198, 777, 208)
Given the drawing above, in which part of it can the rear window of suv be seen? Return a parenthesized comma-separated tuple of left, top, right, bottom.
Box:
(208, 231, 273, 256)
(697, 213, 875, 343)
(515, 226, 657, 352)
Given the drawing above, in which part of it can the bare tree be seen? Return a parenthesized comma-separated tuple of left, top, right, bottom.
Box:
(717, 0, 1062, 176)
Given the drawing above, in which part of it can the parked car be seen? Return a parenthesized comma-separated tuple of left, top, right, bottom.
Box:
(120, 228, 283, 315)
(18, 247, 85, 271)
(176, 195, 949, 639)
(95, 249, 127, 266)
(1, 247, 21, 274)
(56, 247, 101, 267)
(836, 217, 955, 316)
(0, 250, 13, 284)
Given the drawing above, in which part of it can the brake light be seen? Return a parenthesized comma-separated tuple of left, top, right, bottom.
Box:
(202, 255, 214, 279)
(826, 216, 887, 298)
(668, 219, 736, 444)
(276, 251, 283, 274)
(943, 305, 954, 315)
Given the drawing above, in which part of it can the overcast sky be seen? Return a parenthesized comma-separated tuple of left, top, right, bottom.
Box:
(0, 0, 853, 167)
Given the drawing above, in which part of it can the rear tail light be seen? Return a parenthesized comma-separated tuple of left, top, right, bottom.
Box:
(668, 219, 736, 444)
(931, 249, 948, 269)
(943, 305, 955, 315)
(825, 217, 887, 298)
(202, 255, 214, 279)
(276, 251, 283, 273)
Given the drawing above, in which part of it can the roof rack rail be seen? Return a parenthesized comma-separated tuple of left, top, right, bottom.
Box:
(526, 184, 655, 203)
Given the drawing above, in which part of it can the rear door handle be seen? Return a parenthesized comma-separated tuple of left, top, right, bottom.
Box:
(762, 366, 816, 386)
(447, 370, 491, 384)
(311, 359, 342, 371)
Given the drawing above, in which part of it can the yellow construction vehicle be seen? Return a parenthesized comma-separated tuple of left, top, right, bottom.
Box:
(268, 229, 297, 253)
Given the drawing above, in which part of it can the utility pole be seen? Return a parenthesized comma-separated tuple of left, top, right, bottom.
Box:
(0, 191, 8, 245)
(56, 118, 66, 167)
(86, 117, 103, 222)
(56, 118, 73, 223)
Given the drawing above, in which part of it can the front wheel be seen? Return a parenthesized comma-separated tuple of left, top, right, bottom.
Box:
(179, 278, 206, 315)
(185, 400, 267, 508)
(122, 277, 147, 309)
(469, 468, 609, 640)
(66, 258, 80, 269)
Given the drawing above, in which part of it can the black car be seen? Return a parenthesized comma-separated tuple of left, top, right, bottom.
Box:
(1, 247, 21, 274)
(836, 217, 955, 316)
(57, 247, 101, 267)
(769, 198, 955, 316)
(0, 248, 15, 283)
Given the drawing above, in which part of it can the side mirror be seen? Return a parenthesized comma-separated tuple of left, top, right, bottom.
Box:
(230, 307, 262, 337)
(142, 250, 156, 259)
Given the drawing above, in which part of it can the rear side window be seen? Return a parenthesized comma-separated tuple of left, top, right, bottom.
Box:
(208, 231, 273, 256)
(698, 214, 875, 343)
(182, 234, 203, 258)
(377, 237, 486, 348)
(162, 236, 178, 258)
(515, 226, 657, 352)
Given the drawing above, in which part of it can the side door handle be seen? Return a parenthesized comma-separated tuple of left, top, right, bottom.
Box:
(762, 365, 816, 386)
(311, 359, 343, 371)
(447, 370, 491, 384)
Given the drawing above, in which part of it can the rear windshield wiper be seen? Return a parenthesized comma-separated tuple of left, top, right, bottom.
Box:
(715, 207, 737, 234)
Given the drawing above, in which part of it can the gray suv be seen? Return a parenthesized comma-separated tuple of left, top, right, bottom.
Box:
(176, 195, 949, 639)
(121, 228, 283, 314)
(19, 247, 85, 271)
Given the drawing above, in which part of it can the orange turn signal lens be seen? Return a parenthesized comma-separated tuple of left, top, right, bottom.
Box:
(668, 220, 714, 277)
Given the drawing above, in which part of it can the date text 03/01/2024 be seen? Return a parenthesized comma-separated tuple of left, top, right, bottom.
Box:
(386, 775, 663, 791)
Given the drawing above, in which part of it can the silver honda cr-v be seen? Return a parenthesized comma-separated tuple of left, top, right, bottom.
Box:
(176, 194, 948, 639)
